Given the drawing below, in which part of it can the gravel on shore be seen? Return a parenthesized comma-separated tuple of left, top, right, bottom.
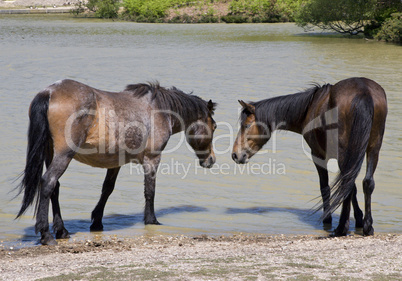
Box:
(1, 233, 401, 280)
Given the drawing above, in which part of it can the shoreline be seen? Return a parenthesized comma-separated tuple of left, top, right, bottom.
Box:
(1, 233, 401, 280)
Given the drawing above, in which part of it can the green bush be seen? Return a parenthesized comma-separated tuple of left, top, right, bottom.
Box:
(71, 0, 307, 23)
(221, 14, 249, 23)
(226, 0, 292, 23)
(168, 13, 194, 23)
(123, 0, 169, 18)
(276, 0, 304, 21)
(86, 0, 120, 18)
(123, 0, 196, 20)
(375, 13, 402, 43)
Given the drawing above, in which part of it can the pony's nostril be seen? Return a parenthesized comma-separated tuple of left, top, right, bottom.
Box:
(207, 155, 215, 166)
(232, 153, 238, 161)
(240, 152, 247, 162)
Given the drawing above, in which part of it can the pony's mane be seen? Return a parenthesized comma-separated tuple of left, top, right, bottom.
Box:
(242, 84, 331, 129)
(125, 82, 216, 121)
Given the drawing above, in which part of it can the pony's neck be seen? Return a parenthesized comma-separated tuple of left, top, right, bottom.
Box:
(256, 89, 317, 135)
(163, 94, 209, 135)
(271, 98, 304, 134)
(169, 109, 203, 135)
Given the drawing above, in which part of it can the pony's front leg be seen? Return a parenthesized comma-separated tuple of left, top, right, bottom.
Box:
(143, 155, 161, 225)
(91, 167, 121, 231)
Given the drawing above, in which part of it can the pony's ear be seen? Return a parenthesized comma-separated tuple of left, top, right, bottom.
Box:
(238, 100, 255, 114)
(207, 99, 216, 113)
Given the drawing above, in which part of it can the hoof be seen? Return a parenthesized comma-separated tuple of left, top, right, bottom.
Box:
(56, 228, 70, 239)
(363, 225, 374, 236)
(331, 227, 348, 237)
(355, 217, 364, 228)
(323, 217, 332, 226)
(41, 233, 57, 246)
(355, 222, 364, 229)
(144, 219, 161, 225)
(90, 222, 104, 232)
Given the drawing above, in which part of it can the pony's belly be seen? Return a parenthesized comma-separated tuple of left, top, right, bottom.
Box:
(73, 151, 139, 168)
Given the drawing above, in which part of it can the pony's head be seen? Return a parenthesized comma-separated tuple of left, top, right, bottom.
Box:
(232, 100, 271, 164)
(186, 100, 217, 168)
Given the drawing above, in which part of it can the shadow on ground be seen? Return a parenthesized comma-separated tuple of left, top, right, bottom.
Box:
(19, 205, 208, 244)
(17, 205, 363, 246)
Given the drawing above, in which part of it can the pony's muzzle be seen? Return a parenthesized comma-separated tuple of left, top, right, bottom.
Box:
(200, 154, 216, 168)
(232, 152, 248, 164)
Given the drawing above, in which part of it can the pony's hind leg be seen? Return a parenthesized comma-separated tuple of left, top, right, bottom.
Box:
(36, 153, 72, 245)
(46, 148, 69, 239)
(333, 192, 353, 236)
(351, 184, 363, 228)
(362, 148, 380, 236)
(51, 181, 69, 239)
(90, 167, 121, 231)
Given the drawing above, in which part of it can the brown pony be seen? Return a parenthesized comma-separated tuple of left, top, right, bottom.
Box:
(232, 77, 387, 236)
(16, 79, 217, 245)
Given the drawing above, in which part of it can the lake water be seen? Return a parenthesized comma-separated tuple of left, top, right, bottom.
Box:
(0, 14, 401, 247)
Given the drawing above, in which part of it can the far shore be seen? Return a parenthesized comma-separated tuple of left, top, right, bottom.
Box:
(0, 7, 72, 14)
(0, 0, 73, 14)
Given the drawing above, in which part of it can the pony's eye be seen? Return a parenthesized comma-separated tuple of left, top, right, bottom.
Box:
(245, 124, 251, 129)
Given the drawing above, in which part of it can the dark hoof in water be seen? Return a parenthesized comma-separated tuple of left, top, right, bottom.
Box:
(363, 226, 374, 236)
(355, 219, 364, 228)
(144, 219, 161, 225)
(323, 217, 332, 225)
(56, 228, 70, 239)
(41, 233, 57, 246)
(90, 223, 104, 232)
(330, 228, 348, 237)
(355, 222, 364, 229)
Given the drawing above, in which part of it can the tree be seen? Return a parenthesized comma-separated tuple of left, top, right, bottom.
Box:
(296, 0, 377, 35)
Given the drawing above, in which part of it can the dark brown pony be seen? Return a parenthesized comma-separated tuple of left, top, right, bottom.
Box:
(16, 79, 217, 245)
(232, 77, 387, 236)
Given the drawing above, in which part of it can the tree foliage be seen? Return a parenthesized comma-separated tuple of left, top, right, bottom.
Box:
(296, 0, 377, 34)
(296, 0, 402, 36)
(375, 13, 402, 43)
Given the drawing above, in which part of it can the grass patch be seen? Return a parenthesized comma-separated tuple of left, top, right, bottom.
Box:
(37, 265, 177, 281)
(192, 267, 231, 276)
(285, 262, 325, 269)
(290, 274, 323, 281)
(370, 272, 402, 281)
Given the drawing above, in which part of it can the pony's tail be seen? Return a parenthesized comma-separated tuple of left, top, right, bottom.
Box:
(16, 91, 51, 218)
(321, 93, 374, 221)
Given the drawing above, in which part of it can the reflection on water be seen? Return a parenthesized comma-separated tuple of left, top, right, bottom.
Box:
(0, 15, 401, 247)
